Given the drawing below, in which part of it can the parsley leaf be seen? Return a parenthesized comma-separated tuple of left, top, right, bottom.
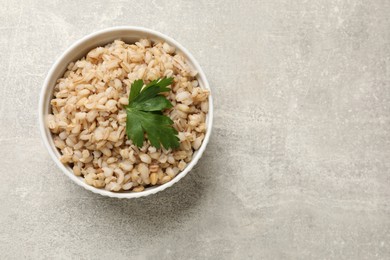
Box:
(125, 77, 179, 149)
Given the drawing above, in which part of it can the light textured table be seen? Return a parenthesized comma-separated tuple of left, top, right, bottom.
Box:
(1, 1, 389, 259)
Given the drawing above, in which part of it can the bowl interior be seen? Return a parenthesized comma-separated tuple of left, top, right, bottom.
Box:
(40, 27, 212, 198)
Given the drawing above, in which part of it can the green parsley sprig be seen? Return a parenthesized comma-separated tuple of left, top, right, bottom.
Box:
(125, 77, 180, 149)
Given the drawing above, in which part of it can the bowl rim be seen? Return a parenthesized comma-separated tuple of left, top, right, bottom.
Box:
(38, 26, 213, 199)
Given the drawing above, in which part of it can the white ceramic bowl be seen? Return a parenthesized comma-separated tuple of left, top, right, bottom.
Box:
(39, 26, 213, 199)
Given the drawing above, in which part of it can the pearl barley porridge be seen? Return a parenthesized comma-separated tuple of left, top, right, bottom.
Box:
(47, 39, 209, 192)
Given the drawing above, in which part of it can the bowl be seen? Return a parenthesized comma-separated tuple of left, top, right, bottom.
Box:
(39, 26, 213, 198)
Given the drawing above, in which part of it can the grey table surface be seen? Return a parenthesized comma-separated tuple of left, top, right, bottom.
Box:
(1, 0, 390, 259)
